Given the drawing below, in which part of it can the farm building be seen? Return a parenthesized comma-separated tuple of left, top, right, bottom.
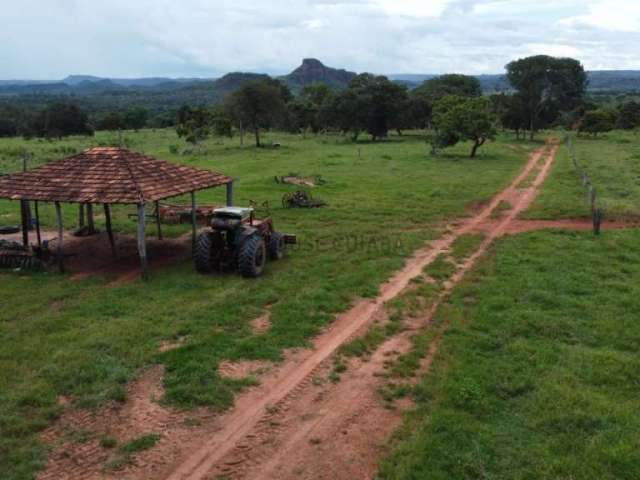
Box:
(0, 147, 233, 276)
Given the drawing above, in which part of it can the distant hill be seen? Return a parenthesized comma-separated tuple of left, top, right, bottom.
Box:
(1, 62, 639, 125)
(281, 58, 357, 91)
(63, 75, 213, 88)
(587, 70, 640, 91)
(2, 62, 640, 98)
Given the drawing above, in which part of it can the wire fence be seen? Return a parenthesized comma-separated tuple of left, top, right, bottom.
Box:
(565, 133, 603, 235)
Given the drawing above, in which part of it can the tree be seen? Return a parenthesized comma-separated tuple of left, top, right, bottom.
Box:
(506, 55, 588, 139)
(406, 90, 433, 129)
(175, 105, 212, 147)
(321, 89, 366, 140)
(578, 109, 617, 137)
(341, 73, 409, 140)
(286, 84, 334, 135)
(225, 80, 286, 147)
(301, 83, 332, 107)
(414, 74, 482, 103)
(210, 106, 233, 137)
(36, 103, 93, 138)
(98, 111, 124, 131)
(123, 107, 148, 131)
(617, 101, 640, 130)
(0, 105, 22, 137)
(497, 95, 528, 139)
(431, 96, 496, 157)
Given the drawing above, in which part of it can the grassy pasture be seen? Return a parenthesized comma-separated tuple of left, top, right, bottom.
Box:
(380, 228, 640, 480)
(0, 130, 536, 479)
(526, 129, 640, 220)
(380, 131, 640, 479)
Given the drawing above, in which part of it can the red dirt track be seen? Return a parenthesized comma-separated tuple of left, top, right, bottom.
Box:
(38, 140, 625, 480)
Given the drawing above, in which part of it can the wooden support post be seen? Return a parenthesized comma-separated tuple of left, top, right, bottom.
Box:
(22, 153, 32, 231)
(104, 204, 117, 258)
(87, 203, 96, 234)
(155, 201, 163, 240)
(20, 200, 29, 248)
(78, 204, 86, 228)
(226, 181, 234, 207)
(137, 203, 148, 280)
(55, 201, 64, 273)
(35, 201, 41, 248)
(191, 191, 197, 251)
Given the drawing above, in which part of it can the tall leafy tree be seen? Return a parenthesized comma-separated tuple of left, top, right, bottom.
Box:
(211, 106, 233, 137)
(506, 55, 587, 139)
(579, 109, 617, 137)
(36, 103, 93, 138)
(123, 107, 148, 131)
(414, 74, 482, 103)
(225, 80, 286, 147)
(497, 95, 529, 139)
(322, 89, 367, 140)
(346, 73, 409, 140)
(287, 83, 334, 134)
(432, 96, 496, 157)
(175, 105, 212, 147)
(617, 101, 640, 130)
(406, 90, 433, 129)
(98, 111, 124, 131)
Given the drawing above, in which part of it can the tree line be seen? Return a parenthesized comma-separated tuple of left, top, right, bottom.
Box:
(2, 55, 639, 154)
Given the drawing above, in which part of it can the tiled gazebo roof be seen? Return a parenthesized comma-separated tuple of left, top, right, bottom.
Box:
(0, 147, 232, 204)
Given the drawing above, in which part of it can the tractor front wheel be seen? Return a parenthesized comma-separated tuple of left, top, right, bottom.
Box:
(238, 234, 266, 278)
(194, 232, 213, 273)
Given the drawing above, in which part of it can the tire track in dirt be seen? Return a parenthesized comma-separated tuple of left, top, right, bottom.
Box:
(161, 143, 557, 480)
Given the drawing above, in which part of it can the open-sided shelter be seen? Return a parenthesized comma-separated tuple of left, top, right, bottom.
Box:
(0, 147, 233, 277)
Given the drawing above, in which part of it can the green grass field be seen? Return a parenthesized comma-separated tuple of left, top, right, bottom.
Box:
(380, 229, 640, 480)
(0, 130, 537, 479)
(380, 129, 640, 479)
(526, 130, 640, 220)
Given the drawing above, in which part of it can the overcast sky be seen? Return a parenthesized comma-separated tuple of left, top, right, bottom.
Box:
(1, 0, 639, 79)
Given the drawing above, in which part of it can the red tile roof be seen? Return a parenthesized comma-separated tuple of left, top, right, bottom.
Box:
(0, 147, 232, 204)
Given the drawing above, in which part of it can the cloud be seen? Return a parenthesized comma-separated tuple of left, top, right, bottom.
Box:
(368, 0, 452, 18)
(524, 43, 581, 58)
(0, 0, 637, 79)
(560, 0, 640, 32)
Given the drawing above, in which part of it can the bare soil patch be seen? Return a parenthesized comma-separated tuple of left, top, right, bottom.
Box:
(2, 229, 190, 282)
(250, 311, 272, 335)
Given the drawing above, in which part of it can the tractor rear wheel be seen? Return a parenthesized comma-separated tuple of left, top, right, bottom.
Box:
(269, 232, 285, 260)
(194, 232, 213, 273)
(238, 234, 266, 278)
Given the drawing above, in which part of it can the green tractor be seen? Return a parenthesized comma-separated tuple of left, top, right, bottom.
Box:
(194, 207, 295, 278)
